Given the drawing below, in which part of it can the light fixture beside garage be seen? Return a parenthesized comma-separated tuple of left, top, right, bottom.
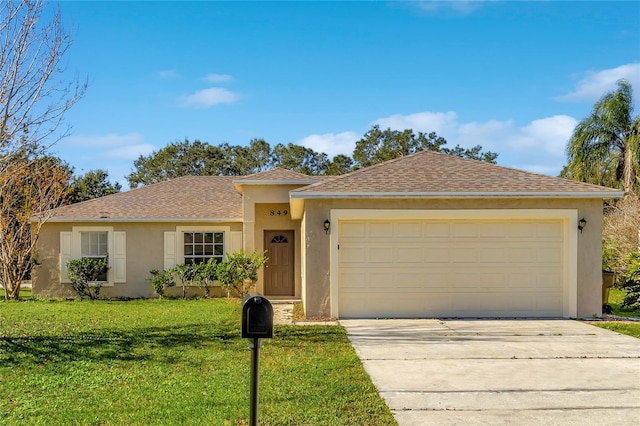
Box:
(578, 218, 587, 233)
(323, 219, 330, 234)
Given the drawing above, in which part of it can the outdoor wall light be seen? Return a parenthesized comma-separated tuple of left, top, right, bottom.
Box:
(578, 218, 587, 233)
(323, 219, 331, 234)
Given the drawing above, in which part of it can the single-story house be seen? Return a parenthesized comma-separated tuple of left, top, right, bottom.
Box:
(33, 150, 624, 318)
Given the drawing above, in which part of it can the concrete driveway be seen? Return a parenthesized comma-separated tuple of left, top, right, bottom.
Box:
(341, 319, 640, 426)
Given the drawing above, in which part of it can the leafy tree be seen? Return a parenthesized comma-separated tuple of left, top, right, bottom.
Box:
(326, 154, 354, 175)
(127, 139, 226, 188)
(66, 257, 109, 300)
(563, 79, 640, 194)
(0, 154, 72, 300)
(0, 0, 86, 170)
(127, 139, 279, 188)
(441, 144, 499, 163)
(271, 143, 330, 175)
(70, 169, 121, 203)
(216, 250, 267, 297)
(219, 139, 272, 176)
(352, 125, 497, 169)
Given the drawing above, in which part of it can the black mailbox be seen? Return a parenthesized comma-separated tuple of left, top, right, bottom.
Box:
(242, 294, 273, 339)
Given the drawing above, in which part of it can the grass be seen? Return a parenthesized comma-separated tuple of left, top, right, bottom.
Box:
(590, 288, 640, 339)
(0, 299, 396, 426)
(607, 288, 640, 318)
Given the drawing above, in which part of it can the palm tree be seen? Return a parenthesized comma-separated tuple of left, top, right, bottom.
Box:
(564, 79, 640, 194)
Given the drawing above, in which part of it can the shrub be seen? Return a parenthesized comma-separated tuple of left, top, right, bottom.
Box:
(603, 195, 640, 274)
(216, 250, 267, 297)
(192, 258, 218, 298)
(66, 257, 109, 300)
(172, 263, 193, 299)
(620, 252, 640, 310)
(147, 269, 175, 297)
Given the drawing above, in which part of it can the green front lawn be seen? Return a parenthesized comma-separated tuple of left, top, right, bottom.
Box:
(591, 288, 640, 339)
(0, 299, 396, 425)
(607, 288, 640, 318)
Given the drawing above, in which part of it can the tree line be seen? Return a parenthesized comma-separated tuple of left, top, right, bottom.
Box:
(125, 126, 498, 188)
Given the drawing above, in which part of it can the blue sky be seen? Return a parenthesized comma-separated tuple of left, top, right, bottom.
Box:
(51, 1, 640, 188)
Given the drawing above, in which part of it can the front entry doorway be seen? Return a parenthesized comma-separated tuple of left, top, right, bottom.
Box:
(264, 230, 295, 296)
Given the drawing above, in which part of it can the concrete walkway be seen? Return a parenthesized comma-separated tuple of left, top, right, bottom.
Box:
(341, 319, 640, 426)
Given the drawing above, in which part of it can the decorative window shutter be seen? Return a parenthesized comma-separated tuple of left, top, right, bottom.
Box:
(164, 232, 177, 270)
(113, 232, 126, 283)
(229, 231, 243, 255)
(60, 232, 72, 283)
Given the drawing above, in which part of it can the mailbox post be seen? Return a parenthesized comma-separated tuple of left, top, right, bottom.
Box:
(242, 294, 273, 426)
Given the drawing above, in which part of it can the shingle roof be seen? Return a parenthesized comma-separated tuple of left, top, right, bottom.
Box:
(233, 167, 319, 182)
(291, 150, 623, 197)
(49, 176, 243, 221)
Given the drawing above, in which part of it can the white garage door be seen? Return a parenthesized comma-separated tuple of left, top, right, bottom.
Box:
(338, 219, 565, 318)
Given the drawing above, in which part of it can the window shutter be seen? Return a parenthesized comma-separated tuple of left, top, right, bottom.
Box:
(164, 232, 177, 270)
(229, 231, 243, 255)
(113, 232, 126, 283)
(60, 232, 72, 283)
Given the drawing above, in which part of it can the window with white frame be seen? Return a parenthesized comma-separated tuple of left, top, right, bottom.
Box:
(80, 231, 109, 281)
(164, 226, 239, 273)
(60, 227, 126, 285)
(183, 231, 224, 265)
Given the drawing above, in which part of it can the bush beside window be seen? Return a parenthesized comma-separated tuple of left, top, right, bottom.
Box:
(66, 257, 109, 300)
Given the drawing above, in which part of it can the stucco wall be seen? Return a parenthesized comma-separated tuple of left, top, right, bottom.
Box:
(239, 184, 306, 298)
(33, 221, 242, 298)
(300, 197, 604, 319)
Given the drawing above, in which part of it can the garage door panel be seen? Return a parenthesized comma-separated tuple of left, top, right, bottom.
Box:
(452, 222, 478, 237)
(423, 248, 451, 263)
(537, 247, 562, 262)
(338, 218, 566, 318)
(396, 247, 422, 263)
(339, 246, 366, 263)
(396, 222, 423, 237)
(478, 222, 508, 238)
(424, 222, 451, 237)
(478, 247, 509, 263)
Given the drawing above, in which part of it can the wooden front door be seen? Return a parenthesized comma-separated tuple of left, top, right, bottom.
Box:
(264, 230, 294, 296)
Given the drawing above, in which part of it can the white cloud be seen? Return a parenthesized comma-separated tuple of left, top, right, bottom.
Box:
(103, 144, 156, 161)
(405, 0, 493, 15)
(156, 69, 180, 79)
(372, 111, 579, 176)
(61, 132, 146, 150)
(181, 87, 239, 108)
(204, 73, 234, 83)
(58, 132, 156, 189)
(297, 132, 360, 158)
(60, 132, 154, 162)
(374, 111, 459, 135)
(556, 63, 640, 102)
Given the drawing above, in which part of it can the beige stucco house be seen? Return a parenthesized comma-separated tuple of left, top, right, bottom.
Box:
(33, 150, 624, 318)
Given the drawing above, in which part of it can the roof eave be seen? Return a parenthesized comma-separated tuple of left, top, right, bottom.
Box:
(233, 179, 320, 192)
(36, 217, 244, 224)
(289, 191, 626, 199)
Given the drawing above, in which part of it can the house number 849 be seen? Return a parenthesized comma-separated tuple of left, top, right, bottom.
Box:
(269, 210, 288, 216)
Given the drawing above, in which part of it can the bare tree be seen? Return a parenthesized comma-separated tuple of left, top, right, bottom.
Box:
(0, 1, 84, 299)
(0, 0, 85, 169)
